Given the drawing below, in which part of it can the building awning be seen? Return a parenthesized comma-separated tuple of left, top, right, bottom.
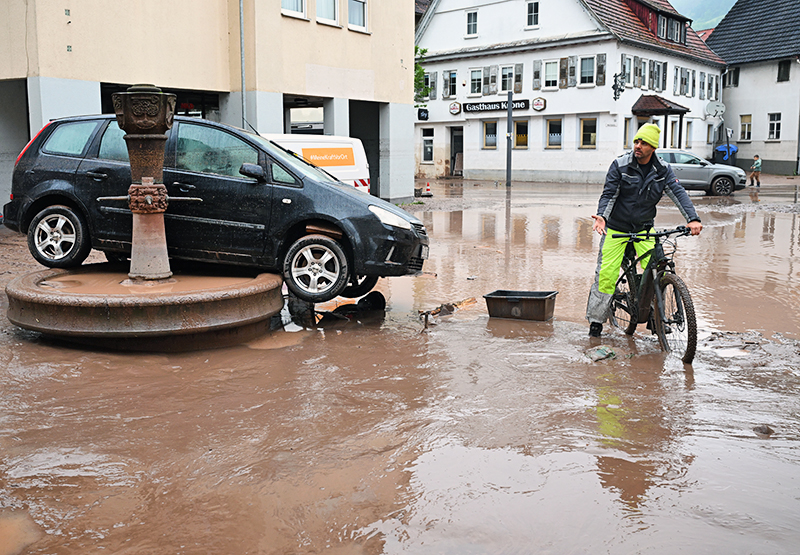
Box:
(631, 94, 689, 117)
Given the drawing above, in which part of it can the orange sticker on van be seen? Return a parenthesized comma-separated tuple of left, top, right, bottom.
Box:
(301, 147, 355, 167)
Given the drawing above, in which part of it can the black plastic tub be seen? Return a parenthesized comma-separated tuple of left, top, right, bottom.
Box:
(483, 290, 558, 321)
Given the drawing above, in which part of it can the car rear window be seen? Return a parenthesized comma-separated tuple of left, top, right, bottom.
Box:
(98, 121, 129, 162)
(42, 121, 98, 156)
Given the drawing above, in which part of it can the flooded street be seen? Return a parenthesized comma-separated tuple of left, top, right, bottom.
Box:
(2, 180, 800, 554)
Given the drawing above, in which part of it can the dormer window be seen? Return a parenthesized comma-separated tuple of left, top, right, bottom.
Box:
(657, 15, 666, 38)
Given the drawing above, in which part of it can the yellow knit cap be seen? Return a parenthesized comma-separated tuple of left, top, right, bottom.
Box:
(633, 123, 661, 148)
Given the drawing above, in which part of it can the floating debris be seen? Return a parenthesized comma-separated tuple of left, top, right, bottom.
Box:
(587, 345, 616, 362)
(753, 425, 774, 438)
(419, 297, 478, 330)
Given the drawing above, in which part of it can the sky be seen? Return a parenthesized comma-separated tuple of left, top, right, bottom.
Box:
(669, 0, 738, 30)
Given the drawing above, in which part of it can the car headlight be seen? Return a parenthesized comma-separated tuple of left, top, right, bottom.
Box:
(369, 205, 412, 230)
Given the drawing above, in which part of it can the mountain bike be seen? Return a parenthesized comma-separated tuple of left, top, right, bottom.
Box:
(608, 226, 697, 364)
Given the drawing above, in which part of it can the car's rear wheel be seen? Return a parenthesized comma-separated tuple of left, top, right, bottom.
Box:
(27, 205, 91, 268)
(710, 176, 734, 196)
(283, 234, 349, 303)
(341, 275, 379, 298)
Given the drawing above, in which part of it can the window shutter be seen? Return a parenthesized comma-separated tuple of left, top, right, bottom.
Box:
(568, 56, 577, 87)
(691, 70, 696, 97)
(661, 62, 668, 91)
(442, 72, 450, 99)
(483, 66, 490, 95)
(714, 76, 719, 100)
(429, 71, 437, 99)
(673, 66, 679, 95)
(620, 53, 626, 78)
(699, 72, 706, 100)
(489, 65, 498, 94)
(514, 63, 523, 93)
(633, 56, 641, 87)
(533, 59, 542, 90)
(654, 63, 661, 92)
(733, 67, 739, 86)
(596, 54, 606, 86)
(648, 61, 655, 90)
(559, 57, 568, 88)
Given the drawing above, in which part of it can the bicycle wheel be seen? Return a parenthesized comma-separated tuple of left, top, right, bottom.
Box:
(609, 266, 638, 335)
(654, 273, 697, 364)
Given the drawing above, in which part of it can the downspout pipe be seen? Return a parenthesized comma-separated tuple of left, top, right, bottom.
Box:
(240, 0, 246, 129)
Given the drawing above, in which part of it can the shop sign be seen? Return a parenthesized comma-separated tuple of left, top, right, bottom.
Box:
(463, 99, 529, 113)
(532, 97, 546, 111)
(449, 102, 462, 115)
(418, 108, 429, 121)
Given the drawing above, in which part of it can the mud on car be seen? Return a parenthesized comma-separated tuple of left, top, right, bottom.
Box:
(3, 115, 429, 303)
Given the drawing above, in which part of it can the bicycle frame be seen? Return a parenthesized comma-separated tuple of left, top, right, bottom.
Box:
(621, 239, 674, 324)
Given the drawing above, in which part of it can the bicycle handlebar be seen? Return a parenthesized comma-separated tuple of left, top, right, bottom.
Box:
(611, 226, 691, 241)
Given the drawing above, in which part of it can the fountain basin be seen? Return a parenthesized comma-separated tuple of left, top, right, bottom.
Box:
(6, 264, 284, 350)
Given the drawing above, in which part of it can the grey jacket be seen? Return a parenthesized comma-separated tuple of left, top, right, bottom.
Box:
(597, 151, 700, 233)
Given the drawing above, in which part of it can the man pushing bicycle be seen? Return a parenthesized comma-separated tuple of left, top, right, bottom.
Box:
(587, 123, 702, 338)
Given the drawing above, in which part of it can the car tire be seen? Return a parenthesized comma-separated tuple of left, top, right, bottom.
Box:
(710, 176, 734, 196)
(341, 275, 379, 299)
(283, 234, 349, 303)
(27, 205, 91, 268)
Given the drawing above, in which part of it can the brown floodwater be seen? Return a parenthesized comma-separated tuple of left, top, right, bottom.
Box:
(1, 181, 799, 554)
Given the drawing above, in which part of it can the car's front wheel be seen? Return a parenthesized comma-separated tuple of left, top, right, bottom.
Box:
(27, 205, 91, 268)
(710, 176, 734, 196)
(283, 234, 349, 303)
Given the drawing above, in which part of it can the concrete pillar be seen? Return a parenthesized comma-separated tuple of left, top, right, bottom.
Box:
(220, 90, 284, 134)
(0, 79, 29, 203)
(323, 97, 349, 136)
(26, 77, 101, 138)
(379, 102, 415, 203)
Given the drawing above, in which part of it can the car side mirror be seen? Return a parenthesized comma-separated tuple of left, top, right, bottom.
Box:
(240, 163, 266, 182)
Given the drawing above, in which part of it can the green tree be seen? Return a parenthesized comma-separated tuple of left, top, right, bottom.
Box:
(414, 46, 431, 107)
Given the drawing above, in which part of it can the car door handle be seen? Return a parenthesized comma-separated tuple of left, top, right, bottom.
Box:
(86, 170, 108, 181)
(282, 198, 292, 204)
(173, 182, 196, 192)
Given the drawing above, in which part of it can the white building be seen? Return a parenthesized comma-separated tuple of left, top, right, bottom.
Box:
(706, 0, 800, 175)
(414, 0, 726, 183)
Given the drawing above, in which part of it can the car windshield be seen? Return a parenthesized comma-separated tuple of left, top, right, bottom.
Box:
(245, 132, 340, 184)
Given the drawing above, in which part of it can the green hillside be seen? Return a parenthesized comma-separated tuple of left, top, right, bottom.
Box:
(670, 0, 736, 30)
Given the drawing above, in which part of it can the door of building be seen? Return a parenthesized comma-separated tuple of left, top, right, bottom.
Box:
(450, 127, 463, 176)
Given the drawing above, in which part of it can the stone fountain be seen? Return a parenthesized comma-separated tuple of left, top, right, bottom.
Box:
(5, 85, 283, 351)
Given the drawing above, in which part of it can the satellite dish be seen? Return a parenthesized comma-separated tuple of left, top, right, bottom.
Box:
(705, 101, 726, 117)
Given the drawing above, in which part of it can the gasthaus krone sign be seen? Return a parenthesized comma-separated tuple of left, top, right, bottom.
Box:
(464, 99, 529, 113)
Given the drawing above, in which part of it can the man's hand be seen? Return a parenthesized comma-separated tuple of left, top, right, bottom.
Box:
(591, 214, 606, 235)
(687, 220, 702, 236)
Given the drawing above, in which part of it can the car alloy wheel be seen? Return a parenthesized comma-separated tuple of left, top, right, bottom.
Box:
(27, 205, 92, 268)
(283, 234, 349, 303)
(711, 176, 734, 196)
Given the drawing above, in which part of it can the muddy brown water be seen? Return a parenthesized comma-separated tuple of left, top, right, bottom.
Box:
(2, 181, 800, 554)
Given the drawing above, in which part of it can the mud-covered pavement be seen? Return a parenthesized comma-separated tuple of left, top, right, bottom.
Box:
(2, 180, 800, 554)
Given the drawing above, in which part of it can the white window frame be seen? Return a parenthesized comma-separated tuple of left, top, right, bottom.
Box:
(422, 128, 434, 163)
(544, 60, 559, 89)
(316, 0, 338, 24)
(740, 114, 752, 141)
(501, 65, 515, 92)
(446, 70, 457, 97)
(483, 120, 498, 149)
(282, 0, 306, 18)
(526, 1, 539, 28)
(657, 15, 667, 38)
(707, 124, 715, 145)
(348, 0, 367, 31)
(686, 121, 693, 148)
(579, 57, 595, 86)
(469, 68, 482, 96)
(623, 56, 632, 86)
(546, 118, 562, 149)
(466, 10, 478, 37)
(423, 73, 432, 100)
(768, 113, 781, 140)
(580, 118, 597, 149)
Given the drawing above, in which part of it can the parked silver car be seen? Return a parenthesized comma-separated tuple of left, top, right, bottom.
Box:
(656, 149, 747, 196)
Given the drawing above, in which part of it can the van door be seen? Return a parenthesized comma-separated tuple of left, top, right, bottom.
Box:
(163, 121, 271, 261)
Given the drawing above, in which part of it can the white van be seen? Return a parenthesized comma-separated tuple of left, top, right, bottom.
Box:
(261, 134, 371, 194)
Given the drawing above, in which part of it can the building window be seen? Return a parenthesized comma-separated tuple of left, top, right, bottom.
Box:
(423, 73, 431, 99)
(282, 0, 305, 15)
(724, 67, 740, 87)
(580, 57, 594, 85)
(470, 69, 482, 94)
(624, 56, 632, 86)
(657, 15, 667, 38)
(707, 124, 715, 144)
(740, 114, 752, 140)
(466, 11, 478, 36)
(686, 121, 692, 148)
(547, 119, 562, 149)
(501, 66, 514, 92)
(624, 117, 632, 148)
(670, 120, 678, 147)
(769, 113, 781, 140)
(544, 61, 558, 88)
(317, 0, 336, 21)
(514, 120, 528, 148)
(580, 118, 596, 148)
(348, 0, 366, 28)
(527, 1, 539, 27)
(446, 70, 457, 97)
(778, 60, 791, 82)
(483, 121, 497, 149)
(422, 129, 434, 162)
(707, 75, 714, 100)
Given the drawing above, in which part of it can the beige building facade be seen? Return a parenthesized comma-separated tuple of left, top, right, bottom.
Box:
(0, 0, 416, 201)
